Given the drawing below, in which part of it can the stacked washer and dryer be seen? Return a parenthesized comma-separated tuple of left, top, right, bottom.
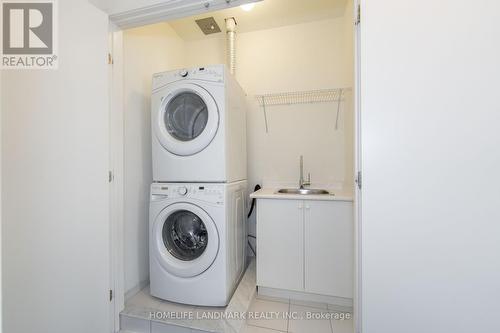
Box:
(149, 65, 248, 306)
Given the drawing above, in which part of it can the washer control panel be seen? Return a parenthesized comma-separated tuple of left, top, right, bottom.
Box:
(152, 64, 224, 89)
(151, 183, 224, 204)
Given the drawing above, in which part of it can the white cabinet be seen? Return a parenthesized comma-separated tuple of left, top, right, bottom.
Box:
(304, 200, 353, 298)
(256, 199, 353, 298)
(256, 199, 303, 291)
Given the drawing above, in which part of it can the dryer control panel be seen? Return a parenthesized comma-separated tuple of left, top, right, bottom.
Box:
(151, 183, 224, 205)
(152, 64, 224, 90)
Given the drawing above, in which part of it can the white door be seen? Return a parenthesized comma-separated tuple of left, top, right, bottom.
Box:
(1, 1, 111, 332)
(304, 201, 353, 298)
(154, 83, 219, 156)
(153, 203, 219, 278)
(256, 199, 304, 291)
(360, 1, 500, 332)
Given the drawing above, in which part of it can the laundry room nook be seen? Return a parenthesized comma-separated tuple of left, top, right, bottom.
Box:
(4, 0, 499, 332)
(113, 1, 356, 332)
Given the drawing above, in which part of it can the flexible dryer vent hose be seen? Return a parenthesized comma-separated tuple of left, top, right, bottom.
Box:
(225, 17, 237, 75)
(247, 184, 261, 257)
(247, 184, 261, 218)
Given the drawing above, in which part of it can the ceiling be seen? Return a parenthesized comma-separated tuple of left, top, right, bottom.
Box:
(168, 0, 349, 41)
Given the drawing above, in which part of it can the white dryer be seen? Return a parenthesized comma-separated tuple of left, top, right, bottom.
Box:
(149, 181, 247, 306)
(151, 65, 247, 182)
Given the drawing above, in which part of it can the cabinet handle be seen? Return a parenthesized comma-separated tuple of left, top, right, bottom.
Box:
(305, 204, 310, 210)
(298, 203, 303, 209)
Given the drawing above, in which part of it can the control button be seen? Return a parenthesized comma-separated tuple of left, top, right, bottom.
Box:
(179, 69, 188, 77)
(177, 187, 188, 196)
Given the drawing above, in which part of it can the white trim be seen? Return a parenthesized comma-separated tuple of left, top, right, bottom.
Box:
(0, 56, 3, 333)
(124, 279, 149, 301)
(258, 287, 353, 308)
(354, 1, 363, 332)
(108, 23, 125, 333)
(109, 0, 262, 29)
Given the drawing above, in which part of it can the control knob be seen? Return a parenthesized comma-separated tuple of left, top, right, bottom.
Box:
(177, 186, 188, 196)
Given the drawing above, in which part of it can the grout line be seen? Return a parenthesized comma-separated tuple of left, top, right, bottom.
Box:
(289, 300, 329, 310)
(255, 298, 290, 306)
(286, 299, 291, 333)
(255, 292, 290, 303)
(246, 323, 287, 332)
(247, 297, 290, 333)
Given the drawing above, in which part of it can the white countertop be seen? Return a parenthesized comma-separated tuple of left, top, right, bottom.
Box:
(250, 188, 353, 202)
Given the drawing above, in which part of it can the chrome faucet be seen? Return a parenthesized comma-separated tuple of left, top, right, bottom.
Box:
(299, 155, 311, 189)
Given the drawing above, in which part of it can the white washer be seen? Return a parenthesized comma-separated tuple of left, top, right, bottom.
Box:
(151, 65, 247, 182)
(149, 181, 247, 306)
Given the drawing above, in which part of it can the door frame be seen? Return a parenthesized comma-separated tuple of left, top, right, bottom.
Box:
(108, 23, 125, 333)
(0, 62, 3, 333)
(106, 1, 365, 331)
(353, 0, 363, 332)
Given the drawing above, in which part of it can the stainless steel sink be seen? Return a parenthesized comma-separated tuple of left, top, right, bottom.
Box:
(277, 188, 331, 195)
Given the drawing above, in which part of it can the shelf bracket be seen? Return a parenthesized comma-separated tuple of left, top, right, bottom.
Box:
(335, 88, 343, 130)
(261, 96, 269, 134)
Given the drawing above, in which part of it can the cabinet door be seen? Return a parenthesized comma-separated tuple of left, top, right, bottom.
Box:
(304, 201, 353, 298)
(257, 199, 304, 291)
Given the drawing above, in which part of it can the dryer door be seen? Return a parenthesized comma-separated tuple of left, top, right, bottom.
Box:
(153, 202, 219, 278)
(154, 83, 219, 156)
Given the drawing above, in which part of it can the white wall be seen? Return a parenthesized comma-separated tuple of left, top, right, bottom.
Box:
(122, 22, 185, 295)
(360, 0, 500, 332)
(184, 17, 354, 189)
(1, 1, 110, 332)
(240, 18, 354, 190)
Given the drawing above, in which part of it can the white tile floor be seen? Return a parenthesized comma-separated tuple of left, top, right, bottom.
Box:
(120, 259, 257, 333)
(241, 296, 353, 333)
(119, 258, 353, 333)
(120, 294, 353, 333)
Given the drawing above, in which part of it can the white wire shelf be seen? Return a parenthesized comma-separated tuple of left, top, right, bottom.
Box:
(255, 88, 349, 107)
(254, 88, 351, 133)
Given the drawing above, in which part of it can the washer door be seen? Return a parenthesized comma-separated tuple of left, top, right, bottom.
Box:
(154, 83, 219, 156)
(153, 202, 219, 278)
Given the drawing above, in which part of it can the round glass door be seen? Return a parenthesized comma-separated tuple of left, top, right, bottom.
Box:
(153, 202, 219, 278)
(155, 83, 219, 156)
(165, 93, 208, 142)
(162, 210, 208, 261)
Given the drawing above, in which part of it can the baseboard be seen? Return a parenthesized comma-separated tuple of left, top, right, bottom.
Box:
(258, 286, 353, 308)
(124, 278, 149, 301)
